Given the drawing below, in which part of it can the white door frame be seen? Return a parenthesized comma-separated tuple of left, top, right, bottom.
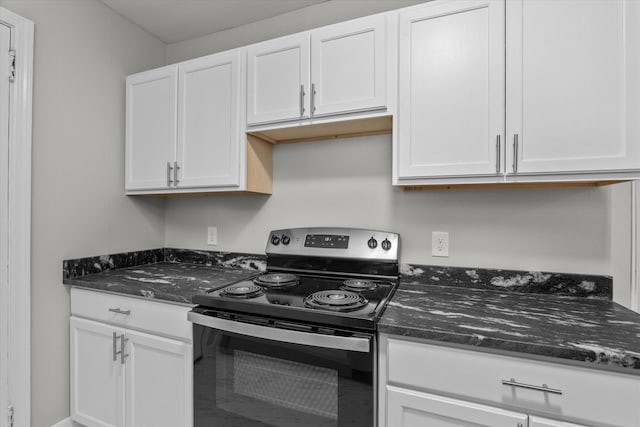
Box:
(633, 182, 640, 313)
(0, 7, 33, 427)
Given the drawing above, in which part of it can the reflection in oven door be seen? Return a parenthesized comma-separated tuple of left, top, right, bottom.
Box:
(193, 323, 374, 427)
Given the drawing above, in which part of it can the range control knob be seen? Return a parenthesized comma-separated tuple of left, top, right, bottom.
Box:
(367, 237, 378, 249)
(281, 235, 291, 245)
(271, 235, 281, 246)
(381, 238, 392, 251)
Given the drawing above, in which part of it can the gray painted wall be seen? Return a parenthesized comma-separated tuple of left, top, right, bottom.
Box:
(2, 1, 167, 425)
(165, 135, 612, 274)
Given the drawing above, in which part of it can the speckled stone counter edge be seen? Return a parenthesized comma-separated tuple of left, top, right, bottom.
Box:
(378, 324, 640, 372)
(63, 248, 266, 280)
(63, 250, 612, 299)
(400, 263, 612, 299)
(378, 328, 640, 375)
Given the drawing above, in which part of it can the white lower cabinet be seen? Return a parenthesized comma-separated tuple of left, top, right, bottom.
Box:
(387, 386, 528, 427)
(528, 417, 588, 427)
(379, 334, 640, 427)
(386, 387, 590, 427)
(70, 288, 193, 427)
(124, 329, 192, 427)
(70, 318, 124, 427)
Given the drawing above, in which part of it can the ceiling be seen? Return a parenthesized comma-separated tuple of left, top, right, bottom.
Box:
(100, 0, 330, 44)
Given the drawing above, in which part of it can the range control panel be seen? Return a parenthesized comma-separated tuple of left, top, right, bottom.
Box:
(266, 227, 399, 261)
(304, 234, 349, 249)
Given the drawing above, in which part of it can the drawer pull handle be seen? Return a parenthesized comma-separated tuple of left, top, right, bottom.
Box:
(108, 308, 131, 316)
(502, 378, 563, 395)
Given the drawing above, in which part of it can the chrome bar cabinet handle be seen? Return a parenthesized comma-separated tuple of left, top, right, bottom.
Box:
(120, 335, 129, 364)
(173, 161, 180, 186)
(112, 332, 119, 362)
(299, 84, 305, 116)
(108, 308, 131, 316)
(311, 83, 316, 115)
(502, 378, 563, 395)
(512, 134, 519, 173)
(166, 162, 173, 187)
(496, 135, 501, 174)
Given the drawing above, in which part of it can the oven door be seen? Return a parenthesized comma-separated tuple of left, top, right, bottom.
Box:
(189, 311, 375, 427)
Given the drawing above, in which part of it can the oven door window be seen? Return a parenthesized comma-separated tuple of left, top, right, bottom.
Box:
(194, 324, 373, 427)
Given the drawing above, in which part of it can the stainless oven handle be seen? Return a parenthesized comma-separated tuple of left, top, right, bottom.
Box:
(188, 311, 371, 353)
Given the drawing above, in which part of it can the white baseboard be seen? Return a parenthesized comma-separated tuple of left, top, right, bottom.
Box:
(50, 418, 82, 427)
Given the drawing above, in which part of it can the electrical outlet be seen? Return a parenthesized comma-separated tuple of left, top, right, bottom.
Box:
(432, 231, 449, 257)
(207, 227, 218, 246)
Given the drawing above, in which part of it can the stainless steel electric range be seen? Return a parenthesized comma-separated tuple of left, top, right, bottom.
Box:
(188, 227, 400, 427)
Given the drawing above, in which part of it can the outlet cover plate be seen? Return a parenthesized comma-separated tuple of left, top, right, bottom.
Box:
(432, 231, 449, 257)
(207, 227, 218, 246)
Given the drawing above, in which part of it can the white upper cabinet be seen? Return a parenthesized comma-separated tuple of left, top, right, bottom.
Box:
(125, 49, 260, 195)
(396, 0, 506, 180)
(395, 0, 640, 186)
(177, 51, 241, 188)
(311, 15, 386, 117)
(246, 33, 310, 125)
(246, 14, 387, 126)
(506, 0, 640, 176)
(125, 66, 177, 191)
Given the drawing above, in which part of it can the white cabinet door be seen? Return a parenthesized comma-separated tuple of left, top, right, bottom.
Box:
(125, 66, 177, 191)
(506, 0, 640, 175)
(397, 0, 505, 179)
(387, 386, 528, 427)
(247, 33, 310, 125)
(124, 329, 192, 427)
(70, 317, 125, 427)
(177, 51, 241, 188)
(311, 14, 386, 117)
(529, 416, 587, 427)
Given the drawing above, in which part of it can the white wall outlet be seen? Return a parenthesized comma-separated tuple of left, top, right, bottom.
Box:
(207, 226, 218, 246)
(432, 231, 449, 257)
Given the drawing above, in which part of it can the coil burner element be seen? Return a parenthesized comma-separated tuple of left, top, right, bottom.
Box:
(221, 284, 264, 299)
(341, 279, 378, 292)
(304, 290, 368, 312)
(253, 273, 300, 289)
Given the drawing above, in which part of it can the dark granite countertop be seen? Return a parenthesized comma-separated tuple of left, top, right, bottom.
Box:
(63, 262, 259, 305)
(380, 280, 640, 374)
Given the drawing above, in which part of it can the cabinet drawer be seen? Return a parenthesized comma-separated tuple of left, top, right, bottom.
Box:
(71, 287, 192, 341)
(386, 338, 640, 427)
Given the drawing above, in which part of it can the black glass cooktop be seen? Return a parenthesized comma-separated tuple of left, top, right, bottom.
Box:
(192, 273, 398, 331)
